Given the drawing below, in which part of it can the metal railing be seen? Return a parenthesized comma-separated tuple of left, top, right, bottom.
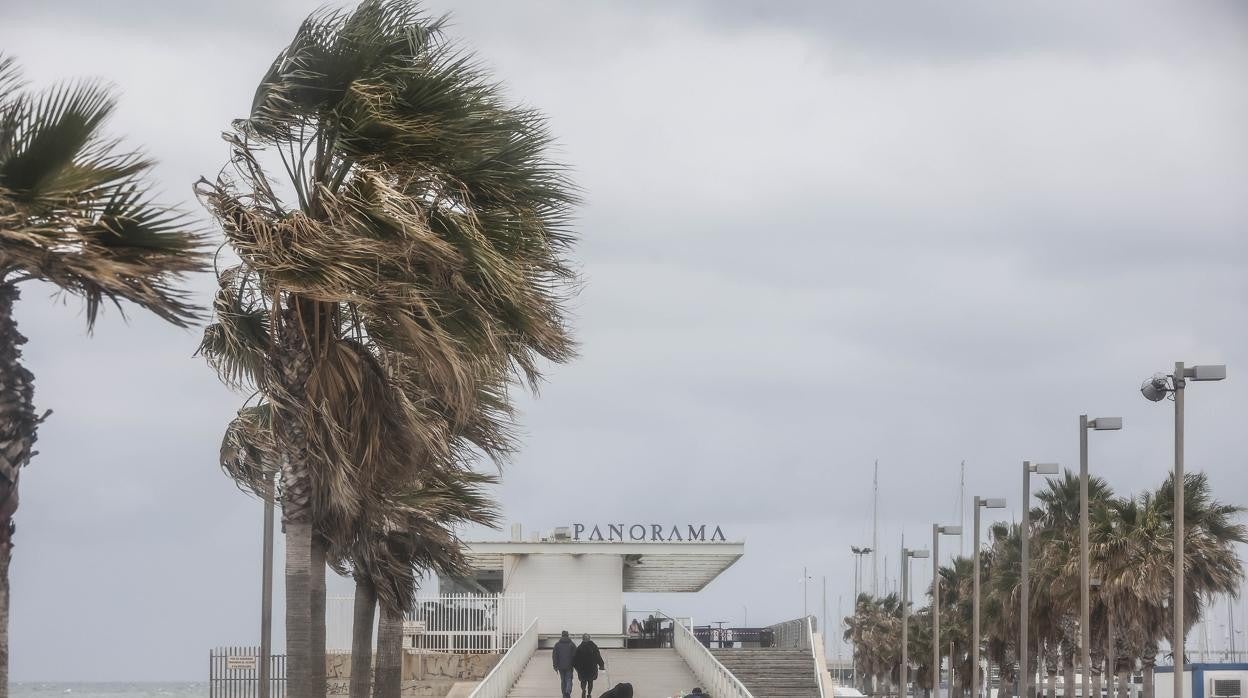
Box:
(208, 647, 285, 698)
(667, 613, 755, 698)
(469, 618, 539, 698)
(807, 616, 829, 698)
(768, 615, 817, 650)
(326, 593, 526, 653)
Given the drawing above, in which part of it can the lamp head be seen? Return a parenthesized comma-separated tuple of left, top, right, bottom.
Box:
(1140, 375, 1169, 402)
(1030, 462, 1059, 475)
(938, 525, 963, 535)
(1185, 364, 1226, 381)
(909, 549, 930, 559)
(1089, 417, 1122, 431)
(980, 498, 1007, 509)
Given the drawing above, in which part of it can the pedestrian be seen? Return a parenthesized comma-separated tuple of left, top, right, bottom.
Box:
(628, 619, 641, 636)
(573, 633, 606, 698)
(598, 683, 633, 698)
(553, 630, 577, 698)
(683, 688, 705, 698)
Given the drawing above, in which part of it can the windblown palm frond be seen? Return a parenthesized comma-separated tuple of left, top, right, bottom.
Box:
(0, 54, 209, 327)
(197, 5, 579, 691)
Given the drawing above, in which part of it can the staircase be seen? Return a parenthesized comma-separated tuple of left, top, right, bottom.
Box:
(711, 648, 821, 698)
(508, 648, 700, 697)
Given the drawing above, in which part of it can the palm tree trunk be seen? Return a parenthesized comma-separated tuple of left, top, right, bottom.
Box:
(1140, 644, 1156, 698)
(311, 535, 327, 696)
(1062, 654, 1074, 698)
(374, 604, 404, 698)
(0, 283, 43, 698)
(274, 301, 323, 698)
(349, 577, 376, 698)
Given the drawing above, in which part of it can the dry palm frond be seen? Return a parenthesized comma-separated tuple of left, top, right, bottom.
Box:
(198, 0, 579, 618)
(0, 54, 209, 325)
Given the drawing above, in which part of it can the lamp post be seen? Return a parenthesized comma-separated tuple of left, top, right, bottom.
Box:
(1021, 462, 1060, 698)
(851, 545, 873, 689)
(1080, 416, 1121, 698)
(933, 523, 962, 698)
(973, 496, 1006, 698)
(1140, 362, 1226, 698)
(902, 546, 930, 698)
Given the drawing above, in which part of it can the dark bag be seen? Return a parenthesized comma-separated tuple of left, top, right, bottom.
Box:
(599, 683, 633, 698)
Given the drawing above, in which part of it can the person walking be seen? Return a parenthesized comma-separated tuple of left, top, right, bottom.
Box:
(574, 634, 606, 698)
(553, 630, 577, 698)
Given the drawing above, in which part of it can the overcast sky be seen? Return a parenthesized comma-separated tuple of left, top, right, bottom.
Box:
(2, 0, 1247, 682)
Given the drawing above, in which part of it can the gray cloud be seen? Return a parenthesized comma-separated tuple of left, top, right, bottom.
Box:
(1, 0, 1246, 681)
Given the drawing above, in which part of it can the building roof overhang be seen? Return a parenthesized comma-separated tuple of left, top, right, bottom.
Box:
(463, 540, 745, 593)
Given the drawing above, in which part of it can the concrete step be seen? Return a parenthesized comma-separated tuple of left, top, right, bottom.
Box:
(708, 648, 821, 698)
(508, 648, 699, 697)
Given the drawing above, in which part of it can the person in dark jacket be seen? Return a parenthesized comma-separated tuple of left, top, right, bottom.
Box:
(552, 630, 577, 698)
(683, 688, 705, 698)
(573, 634, 606, 697)
(598, 683, 633, 698)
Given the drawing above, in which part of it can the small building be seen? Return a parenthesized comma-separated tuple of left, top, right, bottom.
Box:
(439, 524, 745, 647)
(1155, 663, 1247, 698)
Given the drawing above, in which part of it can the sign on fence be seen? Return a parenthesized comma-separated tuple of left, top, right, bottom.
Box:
(402, 620, 427, 635)
(226, 656, 258, 671)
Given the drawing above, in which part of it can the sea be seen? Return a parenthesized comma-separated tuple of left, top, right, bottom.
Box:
(11, 684, 209, 698)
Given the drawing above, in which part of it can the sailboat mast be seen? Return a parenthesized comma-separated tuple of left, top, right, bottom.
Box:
(872, 460, 879, 595)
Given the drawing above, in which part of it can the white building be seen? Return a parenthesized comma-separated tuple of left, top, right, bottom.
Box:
(1155, 663, 1247, 698)
(439, 524, 745, 647)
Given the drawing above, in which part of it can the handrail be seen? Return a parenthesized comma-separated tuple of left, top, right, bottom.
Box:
(660, 612, 755, 698)
(808, 616, 829, 698)
(469, 618, 539, 698)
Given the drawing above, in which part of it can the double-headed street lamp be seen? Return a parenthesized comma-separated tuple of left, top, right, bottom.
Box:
(972, 496, 1006, 698)
(851, 545, 873, 690)
(1080, 416, 1121, 698)
(901, 546, 930, 698)
(1021, 461, 1059, 698)
(932, 523, 962, 698)
(1140, 362, 1226, 698)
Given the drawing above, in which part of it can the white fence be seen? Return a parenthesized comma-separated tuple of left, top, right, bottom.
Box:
(327, 594, 526, 653)
(670, 614, 755, 698)
(469, 619, 539, 698)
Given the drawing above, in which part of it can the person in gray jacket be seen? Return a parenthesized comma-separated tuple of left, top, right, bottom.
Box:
(552, 630, 577, 698)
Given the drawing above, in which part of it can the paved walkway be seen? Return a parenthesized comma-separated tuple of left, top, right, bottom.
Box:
(508, 648, 700, 697)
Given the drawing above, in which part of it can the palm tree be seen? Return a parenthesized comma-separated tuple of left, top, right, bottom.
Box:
(1033, 472, 1115, 698)
(351, 469, 500, 698)
(937, 557, 975, 698)
(0, 55, 207, 693)
(983, 523, 1022, 698)
(196, 2, 578, 694)
(1094, 473, 1246, 698)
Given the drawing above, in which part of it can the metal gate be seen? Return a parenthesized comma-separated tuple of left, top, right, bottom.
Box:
(209, 646, 286, 698)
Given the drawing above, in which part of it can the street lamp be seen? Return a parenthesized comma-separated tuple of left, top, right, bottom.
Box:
(901, 546, 930, 698)
(972, 496, 1006, 698)
(851, 545, 873, 690)
(1080, 416, 1121, 698)
(1021, 461, 1060, 698)
(933, 523, 962, 698)
(1140, 362, 1226, 698)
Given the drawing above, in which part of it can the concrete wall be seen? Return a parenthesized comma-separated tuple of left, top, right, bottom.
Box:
(504, 553, 623, 637)
(325, 651, 500, 697)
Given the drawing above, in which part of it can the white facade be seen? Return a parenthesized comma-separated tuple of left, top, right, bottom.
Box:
(504, 553, 623, 637)
(1155, 664, 1247, 698)
(443, 530, 745, 647)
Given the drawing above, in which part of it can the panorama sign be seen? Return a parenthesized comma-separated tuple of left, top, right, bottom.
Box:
(572, 523, 728, 542)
